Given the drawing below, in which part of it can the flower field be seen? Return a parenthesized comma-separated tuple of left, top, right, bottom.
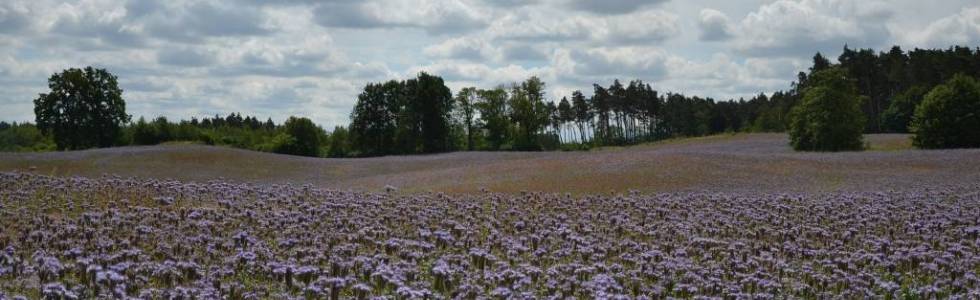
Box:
(1, 172, 978, 299)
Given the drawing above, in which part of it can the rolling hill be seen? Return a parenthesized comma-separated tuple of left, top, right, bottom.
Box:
(1, 133, 977, 194)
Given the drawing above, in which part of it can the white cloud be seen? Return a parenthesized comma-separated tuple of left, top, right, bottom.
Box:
(312, 0, 488, 35)
(424, 36, 499, 61)
(564, 0, 668, 15)
(903, 7, 980, 48)
(488, 9, 678, 44)
(732, 0, 894, 57)
(698, 8, 733, 41)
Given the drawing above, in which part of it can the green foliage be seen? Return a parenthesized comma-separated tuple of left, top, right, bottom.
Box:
(350, 80, 400, 156)
(881, 86, 928, 133)
(407, 72, 454, 153)
(789, 67, 866, 151)
(911, 74, 980, 149)
(0, 122, 55, 152)
(326, 126, 351, 158)
(508, 77, 548, 150)
(273, 117, 322, 157)
(34, 67, 131, 150)
(131, 117, 159, 145)
(349, 73, 454, 156)
(455, 87, 478, 151)
(475, 87, 511, 150)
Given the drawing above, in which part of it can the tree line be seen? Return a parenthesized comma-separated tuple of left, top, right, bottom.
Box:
(4, 45, 979, 156)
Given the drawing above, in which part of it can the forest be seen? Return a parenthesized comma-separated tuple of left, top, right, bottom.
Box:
(3, 45, 979, 156)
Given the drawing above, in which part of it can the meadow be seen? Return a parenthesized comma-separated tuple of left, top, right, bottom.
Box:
(1, 134, 979, 298)
(1, 133, 976, 194)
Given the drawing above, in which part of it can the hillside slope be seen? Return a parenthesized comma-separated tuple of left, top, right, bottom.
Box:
(1, 134, 977, 194)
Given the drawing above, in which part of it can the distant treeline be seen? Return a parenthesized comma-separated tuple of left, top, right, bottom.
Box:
(0, 113, 330, 156)
(3, 45, 978, 156)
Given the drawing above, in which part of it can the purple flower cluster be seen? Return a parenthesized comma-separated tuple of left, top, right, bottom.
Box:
(0, 172, 978, 298)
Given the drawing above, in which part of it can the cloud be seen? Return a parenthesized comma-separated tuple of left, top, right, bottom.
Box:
(698, 8, 733, 41)
(733, 0, 894, 57)
(424, 36, 497, 61)
(489, 9, 678, 44)
(146, 2, 272, 42)
(157, 48, 216, 67)
(0, 2, 31, 34)
(564, 0, 669, 15)
(501, 44, 549, 62)
(569, 47, 670, 80)
(312, 0, 488, 35)
(903, 7, 980, 48)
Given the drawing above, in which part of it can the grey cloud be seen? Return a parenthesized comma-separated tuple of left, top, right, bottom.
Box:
(51, 21, 146, 49)
(698, 9, 733, 41)
(566, 0, 668, 14)
(312, 2, 388, 29)
(147, 2, 270, 42)
(484, 0, 539, 7)
(0, 4, 31, 34)
(124, 0, 161, 17)
(570, 48, 668, 80)
(502, 44, 548, 62)
(157, 48, 216, 67)
(312, 1, 487, 35)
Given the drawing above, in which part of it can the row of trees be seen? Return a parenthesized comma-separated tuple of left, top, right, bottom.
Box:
(9, 45, 979, 156)
(789, 46, 980, 151)
(340, 74, 804, 156)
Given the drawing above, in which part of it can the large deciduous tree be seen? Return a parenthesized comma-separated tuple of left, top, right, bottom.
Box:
(34, 67, 130, 150)
(911, 74, 980, 149)
(789, 67, 866, 151)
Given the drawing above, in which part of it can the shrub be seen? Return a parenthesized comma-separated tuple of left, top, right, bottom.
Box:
(273, 117, 322, 157)
(789, 67, 866, 151)
(911, 74, 980, 149)
(131, 117, 159, 145)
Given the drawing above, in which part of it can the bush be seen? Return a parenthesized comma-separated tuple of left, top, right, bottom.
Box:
(272, 117, 322, 157)
(131, 117, 159, 145)
(911, 74, 980, 149)
(0, 123, 55, 152)
(789, 67, 866, 151)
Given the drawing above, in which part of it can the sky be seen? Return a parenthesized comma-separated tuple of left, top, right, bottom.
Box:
(1, 0, 978, 128)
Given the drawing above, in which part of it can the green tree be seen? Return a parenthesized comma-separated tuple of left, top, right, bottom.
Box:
(350, 82, 398, 156)
(405, 72, 454, 153)
(557, 97, 573, 143)
(0, 122, 54, 152)
(455, 87, 478, 150)
(476, 87, 510, 150)
(571, 90, 591, 143)
(789, 67, 866, 151)
(881, 85, 928, 133)
(327, 126, 350, 158)
(911, 74, 980, 149)
(34, 67, 131, 150)
(131, 117, 159, 145)
(508, 77, 548, 150)
(274, 116, 321, 157)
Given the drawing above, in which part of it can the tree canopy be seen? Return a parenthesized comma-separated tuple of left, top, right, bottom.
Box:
(911, 74, 980, 149)
(34, 67, 130, 150)
(789, 67, 866, 151)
